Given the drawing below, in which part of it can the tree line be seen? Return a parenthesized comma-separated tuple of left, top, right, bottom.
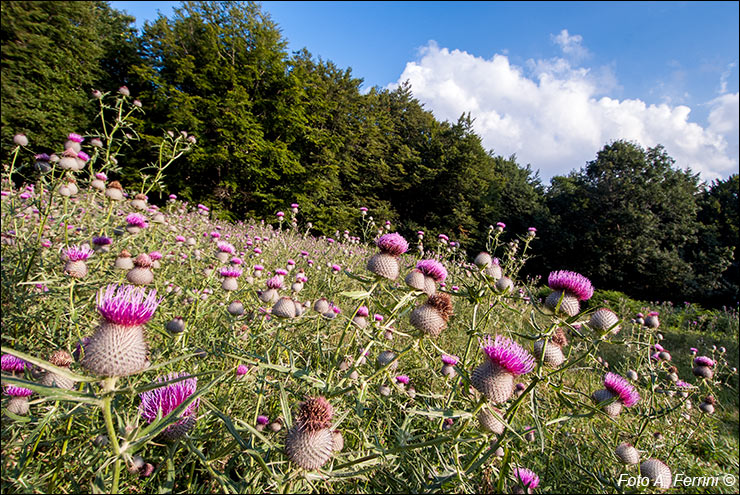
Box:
(2, 1, 737, 307)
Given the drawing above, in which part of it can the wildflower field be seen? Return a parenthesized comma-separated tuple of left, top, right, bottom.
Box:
(1, 89, 739, 494)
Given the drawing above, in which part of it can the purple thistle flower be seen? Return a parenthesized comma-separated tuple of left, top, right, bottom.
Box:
(169, 194, 177, 200)
(266, 275, 283, 289)
(257, 415, 269, 425)
(210, 231, 220, 238)
(694, 356, 714, 367)
(376, 232, 409, 256)
(95, 172, 108, 181)
(126, 213, 148, 229)
(276, 211, 284, 218)
(216, 241, 235, 254)
(650, 352, 660, 361)
(35, 153, 51, 162)
(496, 222, 506, 229)
(513, 467, 540, 490)
(395, 375, 410, 385)
(63, 244, 94, 261)
(653, 343, 665, 352)
(4, 385, 33, 397)
(690, 347, 698, 354)
(480, 335, 535, 376)
(253, 247, 262, 254)
(604, 372, 640, 407)
(231, 257, 243, 265)
(97, 284, 161, 326)
(236, 364, 249, 376)
(275, 268, 288, 276)
(441, 354, 458, 366)
(139, 372, 199, 426)
(67, 133, 84, 143)
(219, 267, 242, 278)
(291, 203, 299, 209)
(648, 311, 659, 317)
(92, 236, 112, 246)
(374, 314, 383, 322)
(331, 264, 342, 272)
(547, 270, 594, 301)
(287, 259, 296, 266)
(300, 251, 309, 257)
(415, 259, 448, 282)
(253, 264, 264, 271)
(175, 235, 186, 242)
(77, 151, 90, 162)
(676, 380, 692, 388)
(1, 354, 27, 372)
(149, 251, 163, 261)
(356, 306, 369, 317)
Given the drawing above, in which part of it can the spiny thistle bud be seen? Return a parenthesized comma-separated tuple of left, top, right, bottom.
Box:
(285, 396, 336, 470)
(640, 458, 672, 490)
(127, 254, 154, 285)
(589, 308, 621, 334)
(644, 311, 660, 328)
(272, 297, 297, 318)
(495, 276, 514, 293)
(693, 356, 714, 379)
(228, 301, 244, 316)
(478, 405, 504, 435)
(533, 328, 567, 367)
(166, 317, 185, 334)
(615, 442, 640, 465)
(377, 351, 398, 371)
(474, 252, 492, 268)
(105, 181, 124, 201)
(40, 350, 75, 389)
(409, 293, 453, 337)
(114, 249, 134, 270)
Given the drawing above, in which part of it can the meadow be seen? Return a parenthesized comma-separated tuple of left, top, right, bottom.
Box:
(1, 90, 738, 494)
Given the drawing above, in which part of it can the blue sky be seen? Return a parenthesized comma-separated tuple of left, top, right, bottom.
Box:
(110, 1, 739, 181)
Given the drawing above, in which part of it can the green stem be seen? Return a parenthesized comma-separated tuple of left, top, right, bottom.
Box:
(100, 377, 122, 494)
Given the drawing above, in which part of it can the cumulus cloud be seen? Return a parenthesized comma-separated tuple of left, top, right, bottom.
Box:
(389, 39, 739, 182)
(551, 29, 589, 62)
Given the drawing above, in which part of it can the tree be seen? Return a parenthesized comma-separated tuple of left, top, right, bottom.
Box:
(1, 1, 137, 156)
(543, 140, 702, 301)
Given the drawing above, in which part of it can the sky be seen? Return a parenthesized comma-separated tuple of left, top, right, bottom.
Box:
(110, 1, 739, 183)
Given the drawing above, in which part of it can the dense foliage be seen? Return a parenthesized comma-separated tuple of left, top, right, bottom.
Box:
(1, 0, 737, 306)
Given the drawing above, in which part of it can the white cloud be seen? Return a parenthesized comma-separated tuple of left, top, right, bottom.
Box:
(551, 29, 589, 61)
(389, 40, 739, 182)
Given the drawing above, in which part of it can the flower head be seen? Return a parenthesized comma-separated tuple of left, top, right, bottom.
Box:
(480, 335, 535, 376)
(126, 213, 148, 229)
(219, 267, 242, 278)
(694, 356, 714, 367)
(4, 385, 33, 397)
(375, 232, 409, 256)
(63, 244, 93, 261)
(257, 415, 269, 425)
(216, 241, 235, 254)
(266, 275, 283, 289)
(92, 236, 112, 246)
(356, 306, 369, 317)
(513, 467, 540, 490)
(604, 372, 640, 407)
(139, 372, 199, 425)
(67, 133, 84, 143)
(1, 354, 27, 373)
(296, 396, 333, 431)
(547, 270, 594, 301)
(676, 380, 692, 388)
(441, 354, 458, 366)
(97, 284, 161, 326)
(415, 259, 448, 282)
(236, 364, 249, 376)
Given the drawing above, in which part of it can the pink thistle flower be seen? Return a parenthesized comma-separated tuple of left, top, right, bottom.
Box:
(139, 372, 199, 436)
(356, 306, 369, 317)
(41, 239, 52, 248)
(694, 356, 714, 367)
(254, 248, 262, 254)
(63, 244, 93, 261)
(513, 467, 540, 491)
(441, 354, 458, 366)
(231, 257, 243, 265)
(4, 385, 33, 397)
(19, 192, 31, 199)
(653, 343, 665, 352)
(547, 270, 594, 301)
(676, 380, 692, 388)
(415, 259, 448, 282)
(690, 347, 698, 354)
(651, 352, 660, 361)
(374, 313, 383, 322)
(331, 264, 342, 272)
(219, 268, 242, 278)
(496, 222, 506, 229)
(266, 275, 283, 289)
(92, 236, 112, 246)
(604, 372, 640, 407)
(77, 151, 90, 162)
(95, 172, 108, 181)
(209, 231, 220, 239)
(287, 259, 296, 266)
(275, 268, 288, 276)
(376, 233, 408, 256)
(126, 213, 148, 229)
(257, 415, 269, 425)
(97, 284, 161, 326)
(175, 235, 186, 242)
(216, 241, 235, 254)
(149, 251, 163, 261)
(395, 375, 410, 385)
(253, 265, 264, 272)
(300, 251, 309, 257)
(67, 133, 84, 143)
(236, 365, 249, 376)
(1, 354, 27, 372)
(480, 335, 535, 376)
(276, 211, 284, 218)
(438, 234, 449, 241)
